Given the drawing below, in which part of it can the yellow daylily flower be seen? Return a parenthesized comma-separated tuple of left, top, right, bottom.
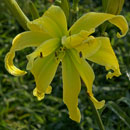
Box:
(5, 5, 128, 122)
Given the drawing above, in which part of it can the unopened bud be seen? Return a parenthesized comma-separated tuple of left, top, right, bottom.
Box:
(102, 0, 125, 15)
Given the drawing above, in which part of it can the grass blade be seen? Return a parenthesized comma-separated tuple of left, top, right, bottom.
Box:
(107, 101, 130, 128)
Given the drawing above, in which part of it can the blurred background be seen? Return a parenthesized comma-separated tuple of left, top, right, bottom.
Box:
(0, 0, 130, 129)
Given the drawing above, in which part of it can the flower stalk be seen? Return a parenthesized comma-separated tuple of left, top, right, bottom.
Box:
(4, 0, 29, 30)
(69, 0, 79, 27)
(87, 94, 105, 130)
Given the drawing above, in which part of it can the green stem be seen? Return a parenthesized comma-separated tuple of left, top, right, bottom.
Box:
(101, 23, 107, 36)
(69, 0, 79, 27)
(87, 94, 105, 130)
(3, 0, 30, 30)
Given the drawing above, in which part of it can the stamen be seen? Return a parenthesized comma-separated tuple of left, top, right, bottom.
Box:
(63, 47, 66, 51)
(55, 47, 66, 62)
(79, 51, 82, 58)
(40, 52, 43, 58)
(59, 47, 62, 51)
(55, 52, 57, 57)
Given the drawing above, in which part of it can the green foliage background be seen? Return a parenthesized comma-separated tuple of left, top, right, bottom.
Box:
(0, 0, 130, 129)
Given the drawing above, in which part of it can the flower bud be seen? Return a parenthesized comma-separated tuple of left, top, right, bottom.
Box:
(102, 0, 125, 15)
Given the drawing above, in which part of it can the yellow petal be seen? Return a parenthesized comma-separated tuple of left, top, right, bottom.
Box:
(26, 38, 60, 70)
(75, 36, 101, 58)
(88, 93, 105, 109)
(27, 15, 62, 37)
(62, 52, 81, 122)
(62, 29, 95, 48)
(5, 52, 27, 76)
(68, 49, 94, 94)
(86, 37, 121, 79)
(31, 53, 59, 100)
(33, 87, 45, 101)
(44, 5, 67, 35)
(5, 31, 50, 76)
(45, 85, 52, 94)
(69, 12, 128, 38)
(68, 50, 105, 109)
(33, 85, 52, 101)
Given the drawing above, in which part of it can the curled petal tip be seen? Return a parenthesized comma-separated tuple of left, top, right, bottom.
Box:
(117, 32, 122, 38)
(106, 67, 121, 79)
(5, 52, 27, 76)
(96, 100, 105, 109)
(45, 85, 52, 94)
(106, 71, 121, 79)
(33, 86, 52, 101)
(116, 32, 126, 38)
(33, 88, 45, 101)
(88, 93, 105, 109)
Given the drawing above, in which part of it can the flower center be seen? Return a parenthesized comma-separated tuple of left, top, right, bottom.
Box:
(54, 46, 66, 62)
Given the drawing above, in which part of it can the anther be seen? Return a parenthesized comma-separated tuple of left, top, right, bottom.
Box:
(59, 48, 62, 51)
(63, 48, 66, 51)
(40, 52, 43, 58)
(79, 51, 82, 58)
(55, 52, 57, 57)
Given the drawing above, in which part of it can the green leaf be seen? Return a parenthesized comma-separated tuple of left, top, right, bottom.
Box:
(107, 101, 130, 128)
(117, 97, 130, 107)
(55, 0, 70, 21)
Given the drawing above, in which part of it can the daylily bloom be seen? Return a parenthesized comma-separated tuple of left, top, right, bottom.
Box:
(5, 5, 128, 122)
